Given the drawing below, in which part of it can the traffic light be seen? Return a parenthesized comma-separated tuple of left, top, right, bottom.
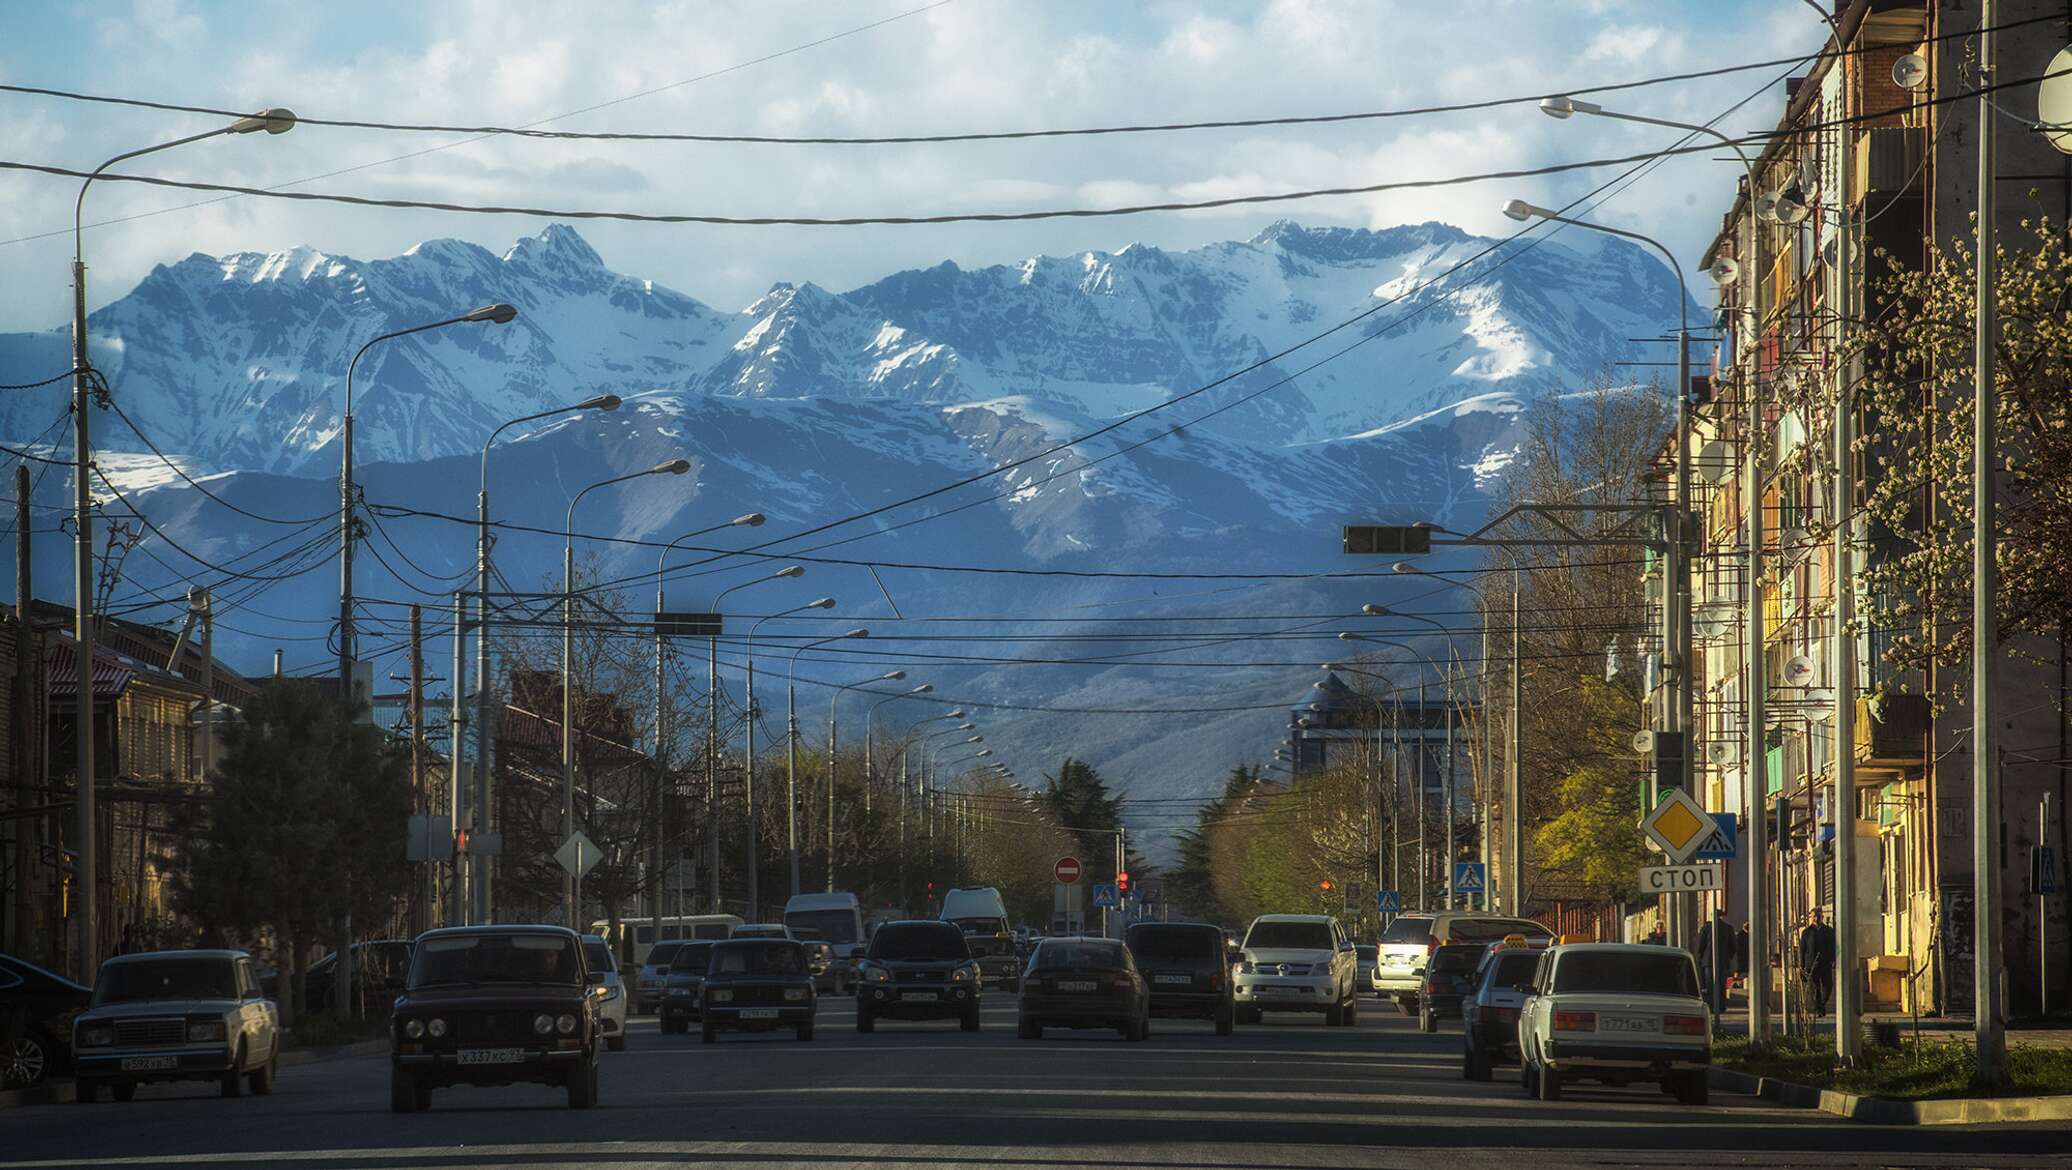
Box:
(1318, 880, 1332, 892)
(1117, 871, 1130, 893)
(455, 829, 469, 854)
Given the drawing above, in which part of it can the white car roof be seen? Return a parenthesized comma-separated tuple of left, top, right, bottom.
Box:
(1251, 914, 1332, 924)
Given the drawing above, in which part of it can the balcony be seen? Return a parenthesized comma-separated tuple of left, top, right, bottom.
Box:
(1853, 693, 1929, 771)
(1855, 128, 1922, 200)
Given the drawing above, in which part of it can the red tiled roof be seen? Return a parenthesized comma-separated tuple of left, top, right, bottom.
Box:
(45, 640, 135, 701)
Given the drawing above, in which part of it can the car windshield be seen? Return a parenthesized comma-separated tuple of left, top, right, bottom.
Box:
(1036, 941, 1127, 970)
(94, 957, 235, 1004)
(710, 943, 806, 977)
(671, 944, 713, 975)
(646, 942, 684, 968)
(1125, 927, 1218, 961)
(410, 934, 580, 987)
(1448, 918, 1551, 942)
(1380, 918, 1434, 945)
(1245, 921, 1332, 950)
(1430, 946, 1481, 973)
(581, 940, 614, 974)
(784, 910, 860, 944)
(1552, 951, 1700, 997)
(1487, 951, 1540, 989)
(868, 924, 969, 961)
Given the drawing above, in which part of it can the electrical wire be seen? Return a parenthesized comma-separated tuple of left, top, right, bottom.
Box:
(101, 389, 327, 525)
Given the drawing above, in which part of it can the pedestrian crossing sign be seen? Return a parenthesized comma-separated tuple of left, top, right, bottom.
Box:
(1375, 890, 1402, 914)
(1451, 863, 1486, 896)
(1091, 882, 1120, 909)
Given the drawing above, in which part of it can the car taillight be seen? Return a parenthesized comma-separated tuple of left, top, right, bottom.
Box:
(1490, 1007, 1518, 1024)
(1662, 1014, 1707, 1036)
(1552, 1010, 1596, 1032)
(1209, 972, 1223, 991)
(1424, 979, 1445, 994)
(1111, 974, 1134, 991)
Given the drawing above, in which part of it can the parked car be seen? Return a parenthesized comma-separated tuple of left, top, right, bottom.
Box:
(637, 940, 689, 1014)
(1124, 922, 1233, 1034)
(941, 887, 1020, 990)
(0, 951, 91, 1089)
(387, 925, 603, 1112)
(1461, 944, 1544, 1080)
(1354, 944, 1379, 995)
(1517, 943, 1710, 1105)
(1375, 913, 1552, 1014)
(1231, 914, 1358, 1025)
(658, 942, 715, 1034)
(1416, 943, 1484, 1032)
(579, 936, 628, 1051)
(1017, 938, 1149, 1040)
(700, 939, 816, 1043)
(71, 950, 279, 1102)
(853, 920, 981, 1033)
(298, 939, 413, 1016)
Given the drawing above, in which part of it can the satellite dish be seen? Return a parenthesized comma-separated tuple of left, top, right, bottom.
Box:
(2040, 46, 2072, 156)
(1697, 439, 1733, 485)
(1708, 256, 1741, 287)
(1891, 53, 1928, 92)
(1693, 603, 1735, 640)
(1631, 729, 1656, 754)
(1782, 655, 1816, 688)
(1706, 741, 1740, 766)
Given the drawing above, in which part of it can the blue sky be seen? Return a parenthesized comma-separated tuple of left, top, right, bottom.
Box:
(0, 0, 1829, 333)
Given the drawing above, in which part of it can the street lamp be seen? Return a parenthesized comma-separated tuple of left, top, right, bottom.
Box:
(67, 106, 295, 983)
(827, 669, 905, 892)
(562, 458, 689, 924)
(786, 630, 868, 894)
(470, 391, 620, 926)
(868, 684, 933, 815)
(733, 595, 835, 922)
(701, 564, 805, 913)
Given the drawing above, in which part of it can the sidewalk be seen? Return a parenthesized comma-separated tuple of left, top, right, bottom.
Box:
(1709, 990, 2072, 1049)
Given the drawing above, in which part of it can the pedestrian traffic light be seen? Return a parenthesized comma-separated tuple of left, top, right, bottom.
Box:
(1117, 871, 1130, 892)
(455, 829, 469, 854)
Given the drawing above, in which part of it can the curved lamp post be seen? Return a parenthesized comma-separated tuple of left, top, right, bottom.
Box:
(786, 630, 868, 895)
(701, 564, 804, 913)
(827, 669, 906, 891)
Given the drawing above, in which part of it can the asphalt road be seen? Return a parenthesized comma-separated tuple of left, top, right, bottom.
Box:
(5, 994, 2067, 1169)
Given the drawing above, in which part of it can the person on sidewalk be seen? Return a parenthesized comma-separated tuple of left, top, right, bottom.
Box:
(1799, 907, 1837, 1015)
(1695, 909, 1733, 1017)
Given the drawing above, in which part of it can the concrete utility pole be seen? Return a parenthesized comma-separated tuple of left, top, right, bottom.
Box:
(13, 465, 34, 958)
(708, 636, 721, 913)
(1972, 0, 2006, 1087)
(409, 605, 426, 937)
(1506, 577, 1522, 917)
(1831, 39, 1861, 1066)
(744, 659, 758, 921)
(450, 592, 466, 926)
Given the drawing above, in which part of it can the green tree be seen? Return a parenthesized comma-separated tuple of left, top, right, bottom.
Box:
(169, 681, 412, 1025)
(1039, 758, 1125, 871)
(1171, 764, 1260, 920)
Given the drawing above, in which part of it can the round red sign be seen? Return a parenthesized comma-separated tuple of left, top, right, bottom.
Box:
(1054, 856, 1082, 884)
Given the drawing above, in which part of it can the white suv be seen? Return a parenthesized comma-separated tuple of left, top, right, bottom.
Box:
(1232, 914, 1358, 1026)
(1517, 944, 1711, 1104)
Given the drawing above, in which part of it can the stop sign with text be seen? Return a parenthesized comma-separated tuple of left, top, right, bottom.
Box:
(1054, 856, 1082, 884)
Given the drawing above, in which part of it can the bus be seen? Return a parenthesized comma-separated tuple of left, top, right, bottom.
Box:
(588, 914, 744, 967)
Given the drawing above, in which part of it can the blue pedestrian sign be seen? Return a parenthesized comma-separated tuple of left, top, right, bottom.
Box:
(1451, 863, 1486, 897)
(1694, 812, 1739, 861)
(2037, 847, 2059, 896)
(1091, 882, 1120, 909)
(1375, 889, 1402, 914)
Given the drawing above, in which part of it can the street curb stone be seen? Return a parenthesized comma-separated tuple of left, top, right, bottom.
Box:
(1708, 1065, 2072, 1125)
(0, 1038, 387, 1110)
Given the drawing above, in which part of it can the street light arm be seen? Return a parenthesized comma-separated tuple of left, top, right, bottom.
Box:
(76, 122, 265, 256)
(483, 395, 616, 498)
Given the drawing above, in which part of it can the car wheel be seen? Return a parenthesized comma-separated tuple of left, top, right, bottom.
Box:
(221, 1043, 247, 1098)
(1535, 1050, 1562, 1102)
(1418, 1007, 1436, 1034)
(1396, 996, 1417, 1016)
(566, 1053, 597, 1109)
(2, 1034, 48, 1089)
(249, 1047, 276, 1095)
(701, 1022, 718, 1045)
(1463, 1038, 1491, 1082)
(1342, 997, 1358, 1026)
(1237, 1005, 1261, 1026)
(1214, 1003, 1234, 1036)
(73, 1077, 98, 1104)
(1672, 1071, 1709, 1106)
(389, 1068, 419, 1113)
(607, 1034, 627, 1052)
(960, 1009, 981, 1033)
(107, 1080, 136, 1102)
(796, 1021, 815, 1042)
(1017, 1018, 1039, 1040)
(855, 1006, 875, 1034)
(1325, 997, 1345, 1027)
(1519, 1054, 1537, 1097)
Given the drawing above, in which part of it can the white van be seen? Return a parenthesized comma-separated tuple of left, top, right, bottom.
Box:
(590, 914, 743, 968)
(939, 887, 1019, 989)
(785, 893, 867, 990)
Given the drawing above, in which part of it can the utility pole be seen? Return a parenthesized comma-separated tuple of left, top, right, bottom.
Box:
(744, 659, 758, 921)
(1444, 674, 1457, 910)
(1831, 37, 1861, 1065)
(1971, 0, 2006, 1088)
(707, 636, 720, 914)
(826, 714, 838, 893)
(409, 605, 426, 937)
(1506, 576, 1522, 917)
(1416, 681, 1427, 912)
(12, 466, 35, 958)
(787, 684, 800, 896)
(450, 592, 466, 926)
(651, 604, 667, 962)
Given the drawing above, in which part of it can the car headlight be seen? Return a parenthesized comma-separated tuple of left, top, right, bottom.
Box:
(403, 1019, 425, 1039)
(864, 965, 890, 983)
(709, 989, 733, 1003)
(426, 1018, 448, 1038)
(784, 988, 808, 1002)
(186, 1019, 228, 1043)
(668, 988, 690, 998)
(1237, 961, 1256, 975)
(556, 1013, 577, 1035)
(78, 1025, 114, 1047)
(602, 984, 622, 1001)
(533, 1013, 555, 1035)
(951, 964, 976, 982)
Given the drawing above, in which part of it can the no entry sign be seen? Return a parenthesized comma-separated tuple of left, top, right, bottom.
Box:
(1054, 856, 1082, 884)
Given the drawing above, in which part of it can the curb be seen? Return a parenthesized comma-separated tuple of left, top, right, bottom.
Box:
(1708, 1065, 2072, 1125)
(1, 1038, 387, 1110)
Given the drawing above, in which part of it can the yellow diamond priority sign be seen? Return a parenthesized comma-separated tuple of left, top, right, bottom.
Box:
(1641, 789, 1717, 865)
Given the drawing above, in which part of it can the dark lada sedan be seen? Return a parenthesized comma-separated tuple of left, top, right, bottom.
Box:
(1017, 938, 1149, 1041)
(1125, 922, 1234, 1034)
(853, 920, 981, 1033)
(700, 940, 816, 1043)
(1418, 943, 1485, 1032)
(658, 941, 714, 1034)
(388, 926, 603, 1112)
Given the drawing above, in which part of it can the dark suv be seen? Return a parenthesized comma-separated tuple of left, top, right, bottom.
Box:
(1124, 922, 1233, 1034)
(853, 921, 981, 1033)
(388, 926, 603, 1112)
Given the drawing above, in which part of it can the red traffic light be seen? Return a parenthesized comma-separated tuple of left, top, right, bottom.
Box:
(1318, 880, 1332, 891)
(455, 829, 469, 854)
(1117, 870, 1130, 891)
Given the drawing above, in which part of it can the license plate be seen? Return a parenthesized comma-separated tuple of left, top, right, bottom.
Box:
(1154, 973, 1192, 985)
(121, 1056, 177, 1072)
(1385, 956, 1411, 966)
(901, 990, 940, 1001)
(456, 1048, 526, 1065)
(1601, 1015, 1655, 1033)
(1057, 980, 1098, 993)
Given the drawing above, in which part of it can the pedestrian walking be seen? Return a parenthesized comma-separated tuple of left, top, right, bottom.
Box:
(1695, 909, 1732, 1016)
(1799, 908, 1837, 1015)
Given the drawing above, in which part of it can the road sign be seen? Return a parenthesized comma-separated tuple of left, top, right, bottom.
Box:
(1054, 856, 1082, 885)
(1375, 890, 1402, 914)
(655, 611, 722, 637)
(555, 830, 603, 879)
(1693, 812, 1739, 861)
(405, 814, 453, 862)
(1091, 882, 1119, 909)
(1641, 788, 1717, 864)
(2037, 846, 2060, 896)
(1451, 862, 1486, 897)
(1639, 863, 1725, 895)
